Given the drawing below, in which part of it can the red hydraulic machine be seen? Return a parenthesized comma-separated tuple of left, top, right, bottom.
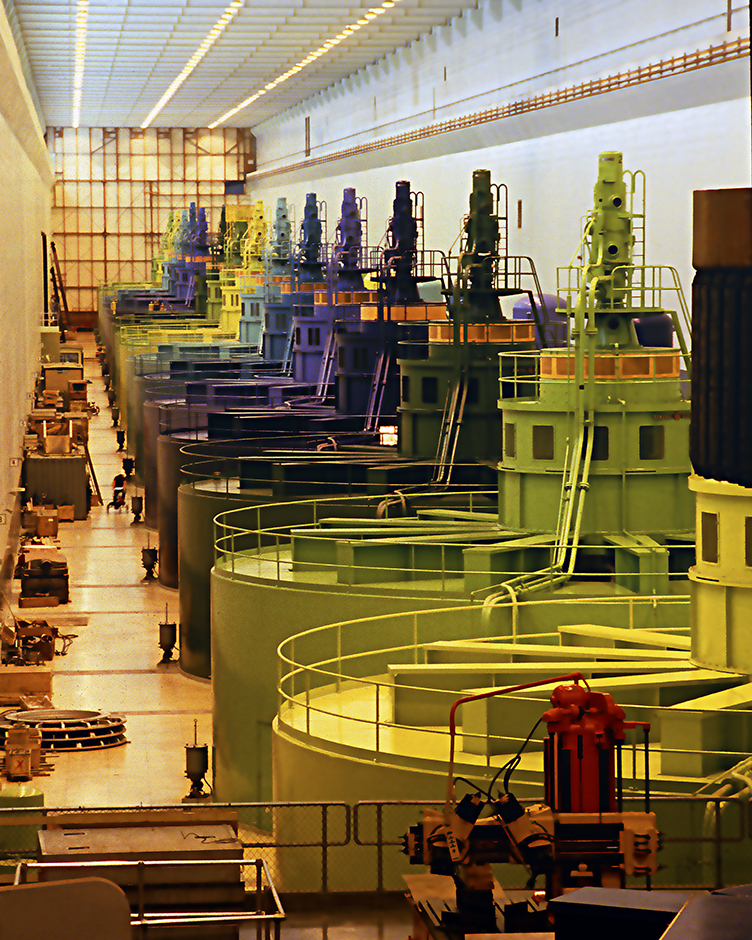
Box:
(403, 673, 658, 934)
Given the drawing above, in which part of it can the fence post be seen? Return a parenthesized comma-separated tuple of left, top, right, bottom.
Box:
(376, 803, 384, 893)
(321, 805, 329, 893)
(413, 612, 418, 664)
(715, 801, 723, 889)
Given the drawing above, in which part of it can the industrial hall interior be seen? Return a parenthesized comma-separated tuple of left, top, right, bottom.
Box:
(0, 0, 750, 937)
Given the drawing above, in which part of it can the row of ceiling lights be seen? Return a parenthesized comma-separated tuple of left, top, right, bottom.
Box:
(70, 0, 404, 129)
(208, 0, 403, 128)
(71, 0, 89, 128)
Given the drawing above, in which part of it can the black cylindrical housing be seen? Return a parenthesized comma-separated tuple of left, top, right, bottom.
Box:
(185, 743, 209, 778)
(690, 189, 752, 486)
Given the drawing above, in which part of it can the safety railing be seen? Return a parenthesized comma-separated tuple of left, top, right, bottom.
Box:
(213, 491, 693, 591)
(498, 347, 690, 400)
(353, 795, 749, 892)
(180, 439, 417, 495)
(229, 540, 691, 591)
(555, 262, 692, 374)
(0, 795, 748, 893)
(272, 598, 752, 781)
(15, 857, 284, 936)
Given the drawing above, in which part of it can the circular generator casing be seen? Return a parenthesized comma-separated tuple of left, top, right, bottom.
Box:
(498, 346, 693, 536)
(397, 320, 536, 462)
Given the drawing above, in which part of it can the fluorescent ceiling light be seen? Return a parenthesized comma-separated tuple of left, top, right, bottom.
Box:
(209, 0, 404, 129)
(71, 0, 88, 128)
(141, 0, 246, 129)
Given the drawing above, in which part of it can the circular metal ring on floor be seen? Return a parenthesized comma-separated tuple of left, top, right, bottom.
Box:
(0, 709, 128, 750)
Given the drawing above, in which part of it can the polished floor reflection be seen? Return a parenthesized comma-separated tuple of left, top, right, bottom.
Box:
(12, 332, 212, 808)
(14, 334, 410, 938)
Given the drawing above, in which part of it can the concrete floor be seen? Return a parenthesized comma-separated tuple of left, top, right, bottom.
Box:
(280, 905, 412, 940)
(10, 331, 212, 808)
(8, 332, 411, 939)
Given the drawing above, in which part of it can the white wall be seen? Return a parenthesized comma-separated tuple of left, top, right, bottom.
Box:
(256, 0, 744, 168)
(0, 5, 53, 584)
(246, 0, 750, 300)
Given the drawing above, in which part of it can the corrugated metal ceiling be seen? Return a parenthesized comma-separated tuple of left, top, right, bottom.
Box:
(11, 0, 476, 128)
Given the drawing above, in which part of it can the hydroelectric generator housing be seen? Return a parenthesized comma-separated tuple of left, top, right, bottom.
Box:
(397, 168, 546, 467)
(498, 151, 694, 584)
(206, 155, 702, 838)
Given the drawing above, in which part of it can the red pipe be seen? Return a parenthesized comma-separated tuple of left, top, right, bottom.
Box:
(444, 671, 589, 816)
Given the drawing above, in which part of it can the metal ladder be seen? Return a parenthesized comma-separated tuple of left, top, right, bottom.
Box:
(281, 322, 295, 375)
(315, 328, 337, 399)
(527, 264, 551, 346)
(364, 349, 391, 432)
(552, 414, 594, 575)
(482, 420, 594, 605)
(432, 376, 468, 485)
(483, 284, 597, 604)
(184, 273, 196, 306)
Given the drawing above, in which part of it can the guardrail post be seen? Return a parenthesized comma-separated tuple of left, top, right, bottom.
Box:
(306, 671, 310, 735)
(375, 683, 380, 753)
(277, 655, 282, 713)
(137, 859, 145, 923)
(336, 625, 342, 692)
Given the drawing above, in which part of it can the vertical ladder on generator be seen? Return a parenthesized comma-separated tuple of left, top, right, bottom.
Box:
(315, 329, 337, 399)
(364, 349, 391, 432)
(432, 376, 467, 485)
(282, 322, 295, 375)
(552, 414, 594, 576)
(184, 273, 196, 307)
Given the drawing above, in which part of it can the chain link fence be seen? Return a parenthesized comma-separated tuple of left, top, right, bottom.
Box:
(0, 795, 748, 894)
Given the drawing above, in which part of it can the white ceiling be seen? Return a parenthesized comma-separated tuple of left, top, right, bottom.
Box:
(11, 0, 476, 129)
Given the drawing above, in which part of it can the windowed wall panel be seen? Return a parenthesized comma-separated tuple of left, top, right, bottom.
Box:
(47, 127, 256, 323)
